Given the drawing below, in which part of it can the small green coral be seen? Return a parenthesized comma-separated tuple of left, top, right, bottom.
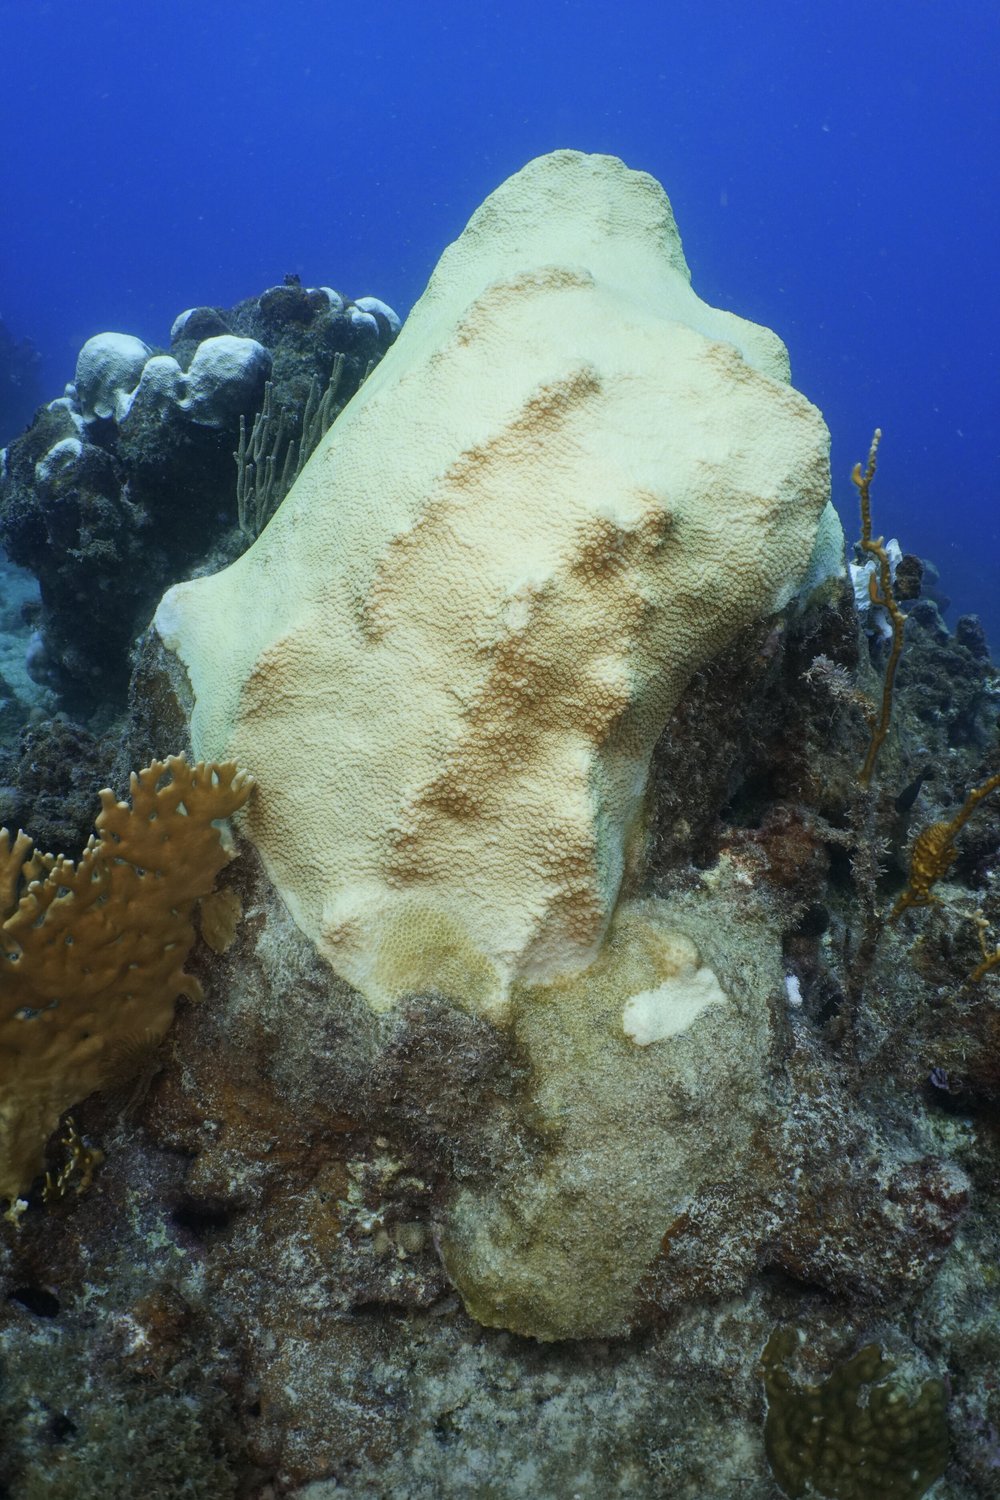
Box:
(761, 1327, 949, 1500)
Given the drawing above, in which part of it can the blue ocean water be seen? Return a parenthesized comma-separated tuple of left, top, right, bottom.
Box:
(1, 0, 997, 642)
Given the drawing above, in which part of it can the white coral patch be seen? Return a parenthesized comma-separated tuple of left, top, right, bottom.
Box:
(354, 296, 402, 334)
(314, 287, 345, 311)
(170, 308, 197, 340)
(622, 939, 727, 1045)
(347, 306, 379, 332)
(34, 437, 83, 485)
(74, 332, 152, 422)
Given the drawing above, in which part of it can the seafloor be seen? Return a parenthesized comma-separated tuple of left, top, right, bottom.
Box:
(0, 275, 998, 1500)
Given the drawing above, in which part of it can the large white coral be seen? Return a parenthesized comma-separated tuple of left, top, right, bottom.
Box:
(154, 150, 832, 1016)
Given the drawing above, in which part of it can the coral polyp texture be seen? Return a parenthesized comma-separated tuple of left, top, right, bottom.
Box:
(0, 756, 252, 1208)
(762, 1328, 949, 1500)
(154, 148, 836, 1017)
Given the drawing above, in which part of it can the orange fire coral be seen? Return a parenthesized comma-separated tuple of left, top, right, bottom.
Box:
(853, 428, 907, 789)
(892, 770, 1000, 920)
(0, 756, 252, 1215)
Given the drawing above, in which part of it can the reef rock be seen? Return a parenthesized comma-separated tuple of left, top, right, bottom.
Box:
(0, 282, 396, 712)
(154, 148, 835, 1018)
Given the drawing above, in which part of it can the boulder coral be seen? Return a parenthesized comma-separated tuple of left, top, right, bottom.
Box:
(154, 149, 838, 1018)
(147, 149, 861, 1341)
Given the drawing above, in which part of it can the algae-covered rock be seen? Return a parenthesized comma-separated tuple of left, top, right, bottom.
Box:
(0, 284, 395, 713)
(438, 883, 780, 1339)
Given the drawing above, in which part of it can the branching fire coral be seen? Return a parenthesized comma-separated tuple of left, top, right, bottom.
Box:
(853, 428, 907, 788)
(892, 771, 1000, 920)
(0, 755, 252, 1216)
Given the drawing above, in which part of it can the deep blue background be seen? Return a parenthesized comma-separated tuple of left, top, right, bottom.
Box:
(2, 1, 997, 640)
